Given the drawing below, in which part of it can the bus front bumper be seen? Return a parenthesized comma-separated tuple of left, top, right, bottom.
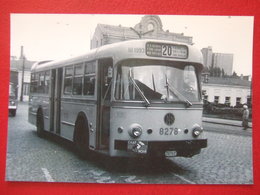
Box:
(114, 139, 207, 158)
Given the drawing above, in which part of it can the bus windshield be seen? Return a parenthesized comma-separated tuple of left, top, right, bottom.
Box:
(114, 61, 200, 103)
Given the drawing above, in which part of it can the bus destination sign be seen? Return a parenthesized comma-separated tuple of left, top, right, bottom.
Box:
(146, 42, 188, 59)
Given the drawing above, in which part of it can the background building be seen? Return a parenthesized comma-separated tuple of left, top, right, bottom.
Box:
(10, 15, 251, 105)
(202, 77, 251, 107)
(212, 53, 233, 75)
(201, 46, 213, 68)
(91, 15, 193, 49)
(10, 68, 19, 99)
(10, 57, 36, 101)
(201, 47, 233, 75)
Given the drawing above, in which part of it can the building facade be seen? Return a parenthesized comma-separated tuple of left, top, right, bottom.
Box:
(91, 15, 193, 49)
(202, 77, 251, 107)
(10, 58, 36, 101)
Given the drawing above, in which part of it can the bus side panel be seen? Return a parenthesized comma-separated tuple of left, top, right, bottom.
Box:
(59, 100, 80, 141)
(28, 103, 36, 126)
(59, 100, 97, 146)
(41, 96, 51, 131)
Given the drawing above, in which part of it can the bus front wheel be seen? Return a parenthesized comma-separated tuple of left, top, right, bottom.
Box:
(74, 118, 90, 159)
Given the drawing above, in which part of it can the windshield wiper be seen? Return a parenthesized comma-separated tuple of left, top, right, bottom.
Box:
(152, 73, 156, 92)
(129, 68, 151, 107)
(165, 75, 192, 107)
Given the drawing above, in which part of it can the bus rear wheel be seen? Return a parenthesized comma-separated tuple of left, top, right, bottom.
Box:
(10, 109, 16, 117)
(74, 118, 90, 159)
(36, 110, 44, 138)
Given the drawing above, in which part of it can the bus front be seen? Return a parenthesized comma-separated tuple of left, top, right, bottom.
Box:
(109, 41, 207, 158)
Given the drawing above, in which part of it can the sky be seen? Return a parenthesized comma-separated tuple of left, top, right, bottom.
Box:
(10, 14, 254, 76)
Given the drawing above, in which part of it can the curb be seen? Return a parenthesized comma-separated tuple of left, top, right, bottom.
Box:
(202, 119, 252, 137)
(202, 120, 252, 129)
(203, 126, 252, 137)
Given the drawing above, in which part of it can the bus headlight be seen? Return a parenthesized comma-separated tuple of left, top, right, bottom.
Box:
(192, 124, 203, 138)
(128, 124, 142, 138)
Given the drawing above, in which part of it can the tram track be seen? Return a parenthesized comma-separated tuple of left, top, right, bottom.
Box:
(169, 172, 195, 184)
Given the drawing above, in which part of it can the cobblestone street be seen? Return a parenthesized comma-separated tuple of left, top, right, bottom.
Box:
(169, 132, 253, 184)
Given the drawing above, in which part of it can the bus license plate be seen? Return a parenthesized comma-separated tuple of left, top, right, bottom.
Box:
(165, 151, 177, 157)
(127, 140, 148, 154)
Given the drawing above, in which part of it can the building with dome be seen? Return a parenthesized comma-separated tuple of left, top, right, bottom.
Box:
(91, 15, 193, 49)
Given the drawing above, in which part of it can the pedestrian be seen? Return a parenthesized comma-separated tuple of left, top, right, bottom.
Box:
(242, 105, 249, 130)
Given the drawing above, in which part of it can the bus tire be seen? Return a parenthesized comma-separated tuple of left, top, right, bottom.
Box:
(10, 109, 16, 117)
(74, 117, 90, 159)
(36, 109, 44, 138)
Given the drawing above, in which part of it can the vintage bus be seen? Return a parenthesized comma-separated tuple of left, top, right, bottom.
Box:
(28, 39, 207, 158)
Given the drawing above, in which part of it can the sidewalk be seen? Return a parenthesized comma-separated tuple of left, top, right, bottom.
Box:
(202, 117, 252, 128)
(202, 117, 252, 136)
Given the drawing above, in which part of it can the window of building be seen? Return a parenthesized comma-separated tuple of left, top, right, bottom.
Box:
(204, 95, 208, 101)
(202, 74, 208, 83)
(23, 83, 30, 96)
(247, 96, 252, 107)
(214, 96, 219, 104)
(225, 96, 231, 106)
(236, 97, 241, 106)
(202, 90, 207, 100)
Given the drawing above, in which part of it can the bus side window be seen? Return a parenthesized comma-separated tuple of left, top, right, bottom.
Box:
(45, 71, 50, 94)
(84, 62, 96, 96)
(73, 64, 84, 95)
(64, 66, 73, 95)
(35, 73, 39, 93)
(39, 72, 45, 93)
(30, 73, 37, 93)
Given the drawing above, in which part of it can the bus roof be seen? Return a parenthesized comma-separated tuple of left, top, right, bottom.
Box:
(31, 39, 204, 72)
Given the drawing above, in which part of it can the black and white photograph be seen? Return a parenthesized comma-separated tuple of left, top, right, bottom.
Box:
(7, 14, 253, 184)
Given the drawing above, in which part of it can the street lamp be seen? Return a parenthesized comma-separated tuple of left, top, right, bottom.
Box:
(130, 24, 154, 39)
(19, 46, 25, 102)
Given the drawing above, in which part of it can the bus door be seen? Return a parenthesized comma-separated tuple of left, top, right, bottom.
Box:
(97, 58, 113, 149)
(50, 68, 63, 134)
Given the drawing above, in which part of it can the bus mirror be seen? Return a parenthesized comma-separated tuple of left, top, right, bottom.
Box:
(105, 66, 112, 86)
(105, 76, 110, 86)
(107, 66, 113, 78)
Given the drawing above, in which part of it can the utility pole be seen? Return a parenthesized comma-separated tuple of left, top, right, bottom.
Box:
(20, 46, 25, 102)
